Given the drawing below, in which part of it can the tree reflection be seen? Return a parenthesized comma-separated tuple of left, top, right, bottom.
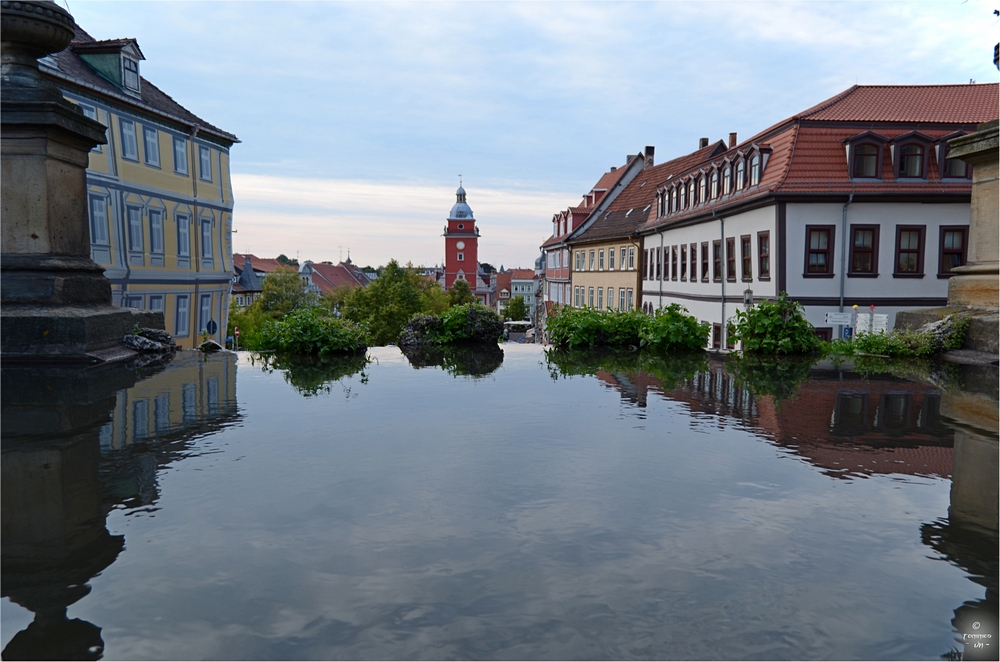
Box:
(544, 348, 707, 389)
(402, 344, 504, 378)
(726, 353, 814, 405)
(251, 352, 370, 396)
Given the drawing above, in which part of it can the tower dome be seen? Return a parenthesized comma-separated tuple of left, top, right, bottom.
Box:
(448, 185, 474, 221)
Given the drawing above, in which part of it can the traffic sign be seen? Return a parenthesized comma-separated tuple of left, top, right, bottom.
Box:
(206, 319, 218, 335)
(234, 327, 240, 337)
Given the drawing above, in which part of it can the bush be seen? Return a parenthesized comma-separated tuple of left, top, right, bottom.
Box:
(399, 304, 503, 346)
(827, 315, 968, 359)
(728, 294, 822, 355)
(257, 308, 367, 356)
(640, 304, 711, 352)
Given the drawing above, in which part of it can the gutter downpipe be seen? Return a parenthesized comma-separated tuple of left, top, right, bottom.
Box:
(714, 210, 724, 348)
(838, 192, 854, 318)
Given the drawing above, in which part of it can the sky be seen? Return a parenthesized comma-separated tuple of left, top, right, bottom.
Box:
(67, 1, 998, 270)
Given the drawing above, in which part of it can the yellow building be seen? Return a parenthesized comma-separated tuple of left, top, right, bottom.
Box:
(570, 240, 642, 311)
(42, 24, 239, 348)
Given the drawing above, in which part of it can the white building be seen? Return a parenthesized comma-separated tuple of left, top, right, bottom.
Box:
(638, 84, 997, 347)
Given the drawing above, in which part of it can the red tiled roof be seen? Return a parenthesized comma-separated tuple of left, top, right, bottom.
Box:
(797, 84, 999, 124)
(233, 253, 283, 274)
(509, 269, 537, 281)
(541, 160, 633, 249)
(495, 271, 512, 294)
(305, 261, 370, 294)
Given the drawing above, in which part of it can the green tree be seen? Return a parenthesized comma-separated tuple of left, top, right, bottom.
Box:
(448, 279, 476, 306)
(259, 266, 317, 316)
(420, 282, 451, 315)
(340, 260, 426, 345)
(276, 253, 299, 267)
(502, 296, 528, 321)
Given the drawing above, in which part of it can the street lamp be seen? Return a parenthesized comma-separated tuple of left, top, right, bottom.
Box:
(743, 287, 754, 308)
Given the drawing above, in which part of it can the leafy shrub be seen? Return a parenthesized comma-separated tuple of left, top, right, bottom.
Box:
(399, 304, 503, 346)
(828, 315, 968, 359)
(728, 294, 822, 355)
(257, 308, 367, 356)
(546, 307, 645, 349)
(402, 344, 504, 377)
(640, 304, 710, 352)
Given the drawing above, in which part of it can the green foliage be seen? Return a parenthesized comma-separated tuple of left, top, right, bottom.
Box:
(420, 283, 451, 316)
(544, 348, 708, 390)
(727, 353, 814, 404)
(227, 298, 275, 350)
(339, 260, 427, 345)
(260, 266, 317, 316)
(257, 308, 367, 356)
(276, 253, 299, 267)
(400, 304, 504, 346)
(401, 344, 504, 378)
(251, 352, 369, 397)
(640, 304, 711, 352)
(826, 316, 968, 359)
(728, 293, 822, 355)
(447, 279, 477, 306)
(547, 305, 705, 351)
(501, 296, 529, 321)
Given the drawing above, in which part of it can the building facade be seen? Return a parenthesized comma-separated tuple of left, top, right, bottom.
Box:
(442, 185, 495, 305)
(639, 84, 998, 347)
(45, 23, 239, 348)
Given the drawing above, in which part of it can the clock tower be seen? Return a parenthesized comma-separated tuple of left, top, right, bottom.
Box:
(443, 184, 480, 292)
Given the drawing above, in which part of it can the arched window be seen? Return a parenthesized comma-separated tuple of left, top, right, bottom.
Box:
(710, 170, 719, 199)
(698, 176, 706, 204)
(749, 154, 760, 186)
(723, 165, 731, 195)
(688, 180, 695, 206)
(899, 144, 924, 177)
(853, 144, 879, 178)
(736, 159, 745, 189)
(944, 155, 969, 178)
(679, 183, 686, 209)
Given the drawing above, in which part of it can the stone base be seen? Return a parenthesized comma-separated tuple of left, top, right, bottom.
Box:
(947, 263, 999, 308)
(895, 307, 999, 356)
(1, 305, 165, 364)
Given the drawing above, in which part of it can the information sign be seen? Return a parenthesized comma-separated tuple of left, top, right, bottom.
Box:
(825, 312, 853, 326)
(872, 314, 889, 333)
(855, 313, 871, 334)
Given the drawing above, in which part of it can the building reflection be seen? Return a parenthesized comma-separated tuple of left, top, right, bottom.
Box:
(1, 352, 239, 660)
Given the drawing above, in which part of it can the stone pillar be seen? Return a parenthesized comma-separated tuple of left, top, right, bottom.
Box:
(1, 0, 160, 362)
(947, 120, 999, 308)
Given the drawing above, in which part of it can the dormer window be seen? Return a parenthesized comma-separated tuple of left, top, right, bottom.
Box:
(899, 144, 924, 178)
(749, 154, 760, 186)
(687, 180, 695, 207)
(710, 170, 719, 199)
(123, 57, 140, 92)
(723, 165, 732, 195)
(698, 176, 706, 204)
(678, 183, 686, 209)
(937, 133, 972, 179)
(943, 155, 970, 178)
(852, 144, 879, 177)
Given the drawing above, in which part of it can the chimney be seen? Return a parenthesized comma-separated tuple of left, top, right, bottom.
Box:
(729, 132, 738, 148)
(610, 166, 617, 171)
(644, 145, 655, 167)
(699, 137, 709, 149)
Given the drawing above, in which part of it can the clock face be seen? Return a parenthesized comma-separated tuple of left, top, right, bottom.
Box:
(456, 241, 465, 250)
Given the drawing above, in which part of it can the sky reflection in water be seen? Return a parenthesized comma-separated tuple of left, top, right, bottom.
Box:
(2, 345, 995, 660)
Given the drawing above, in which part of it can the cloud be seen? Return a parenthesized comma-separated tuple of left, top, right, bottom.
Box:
(231, 174, 576, 267)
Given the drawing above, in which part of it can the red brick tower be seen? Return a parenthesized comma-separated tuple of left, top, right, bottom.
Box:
(443, 184, 479, 291)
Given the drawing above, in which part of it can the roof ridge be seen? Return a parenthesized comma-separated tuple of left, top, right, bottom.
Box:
(798, 85, 859, 120)
(773, 124, 800, 192)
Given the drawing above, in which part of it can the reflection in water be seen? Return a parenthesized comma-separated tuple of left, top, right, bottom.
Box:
(544, 348, 706, 391)
(1, 352, 239, 660)
(249, 352, 369, 397)
(402, 343, 504, 378)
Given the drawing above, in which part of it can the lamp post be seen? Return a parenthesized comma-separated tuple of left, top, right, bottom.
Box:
(743, 287, 754, 309)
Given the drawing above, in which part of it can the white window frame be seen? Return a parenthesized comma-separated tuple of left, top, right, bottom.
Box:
(457, 252, 464, 261)
(598, 249, 604, 271)
(149, 294, 164, 312)
(199, 145, 212, 182)
(597, 287, 603, 309)
(619, 288, 626, 310)
(620, 247, 627, 271)
(127, 206, 143, 251)
(173, 137, 188, 175)
(88, 195, 109, 244)
(175, 295, 190, 337)
(608, 247, 615, 270)
(177, 214, 190, 257)
(120, 119, 138, 160)
(80, 104, 102, 153)
(123, 56, 140, 92)
(201, 218, 212, 259)
(143, 126, 160, 167)
(627, 288, 634, 309)
(628, 247, 635, 270)
(199, 294, 212, 333)
(148, 209, 164, 254)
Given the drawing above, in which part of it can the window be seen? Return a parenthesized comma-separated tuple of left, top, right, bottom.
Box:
(619, 288, 625, 311)
(182, 383, 196, 423)
(149, 209, 164, 254)
(894, 225, 925, 275)
(938, 226, 967, 276)
(575, 251, 582, 270)
(848, 225, 879, 275)
(199, 145, 212, 181)
(598, 249, 604, 271)
(757, 231, 770, 279)
(608, 247, 615, 270)
(749, 154, 760, 186)
(655, 246, 661, 280)
(123, 57, 140, 92)
(173, 137, 188, 174)
(628, 247, 635, 270)
(597, 287, 603, 309)
(701, 242, 709, 281)
(671, 246, 678, 280)
(741, 235, 752, 280)
(201, 219, 212, 259)
(688, 180, 696, 206)
(127, 206, 143, 251)
(698, 176, 706, 204)
(119, 119, 138, 160)
(713, 240, 722, 281)
(723, 166, 731, 195)
(589, 250, 595, 270)
(852, 144, 879, 178)
(149, 295, 164, 312)
(712, 323, 722, 349)
(124, 295, 143, 309)
(620, 248, 626, 271)
(143, 126, 159, 166)
(943, 156, 970, 178)
(177, 214, 190, 256)
(805, 225, 835, 276)
(457, 252, 464, 261)
(199, 294, 213, 334)
(679, 184, 686, 209)
(588, 287, 594, 307)
(626, 288, 633, 310)
(88, 196, 109, 244)
(681, 245, 687, 281)
(690, 244, 697, 281)
(608, 287, 615, 310)
(898, 144, 924, 178)
(735, 159, 745, 190)
(80, 104, 102, 153)
(726, 237, 736, 281)
(710, 170, 719, 199)
(175, 295, 190, 336)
